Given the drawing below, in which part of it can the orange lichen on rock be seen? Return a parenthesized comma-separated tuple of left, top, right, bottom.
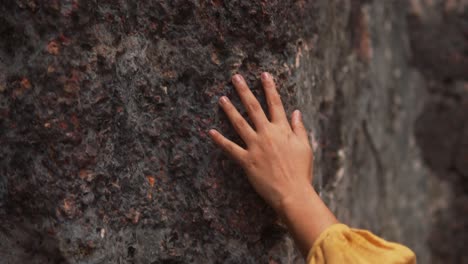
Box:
(47, 40, 60, 55)
(60, 196, 79, 218)
(20, 78, 31, 89)
(62, 70, 81, 93)
(126, 209, 141, 224)
(12, 77, 32, 97)
(79, 169, 95, 182)
(146, 175, 155, 187)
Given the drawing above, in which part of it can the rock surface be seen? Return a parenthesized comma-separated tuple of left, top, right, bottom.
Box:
(407, 0, 468, 263)
(0, 0, 462, 263)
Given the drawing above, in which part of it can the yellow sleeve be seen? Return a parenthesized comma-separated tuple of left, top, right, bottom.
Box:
(307, 223, 416, 264)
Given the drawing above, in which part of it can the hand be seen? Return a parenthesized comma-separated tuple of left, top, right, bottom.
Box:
(209, 72, 338, 257)
(209, 72, 313, 212)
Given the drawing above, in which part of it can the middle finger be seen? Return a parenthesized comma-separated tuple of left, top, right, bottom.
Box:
(231, 74, 269, 130)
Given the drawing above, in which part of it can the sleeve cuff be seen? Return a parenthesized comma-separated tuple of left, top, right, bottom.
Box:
(306, 223, 349, 263)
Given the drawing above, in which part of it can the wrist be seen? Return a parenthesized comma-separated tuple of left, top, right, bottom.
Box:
(275, 184, 317, 217)
(275, 184, 338, 257)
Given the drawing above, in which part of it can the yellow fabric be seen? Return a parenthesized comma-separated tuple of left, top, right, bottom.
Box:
(307, 224, 416, 264)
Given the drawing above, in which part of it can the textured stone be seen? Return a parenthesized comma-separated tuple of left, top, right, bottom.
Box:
(0, 0, 445, 263)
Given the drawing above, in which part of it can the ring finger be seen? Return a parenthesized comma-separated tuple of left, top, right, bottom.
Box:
(218, 96, 256, 143)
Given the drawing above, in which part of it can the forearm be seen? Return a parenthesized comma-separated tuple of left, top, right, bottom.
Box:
(277, 185, 338, 257)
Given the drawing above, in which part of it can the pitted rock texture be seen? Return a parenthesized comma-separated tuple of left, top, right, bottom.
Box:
(0, 0, 437, 263)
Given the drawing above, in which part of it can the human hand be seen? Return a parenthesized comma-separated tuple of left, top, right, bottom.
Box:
(208, 72, 314, 213)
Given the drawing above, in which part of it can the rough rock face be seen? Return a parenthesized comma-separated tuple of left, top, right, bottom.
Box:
(0, 0, 446, 263)
(407, 0, 468, 263)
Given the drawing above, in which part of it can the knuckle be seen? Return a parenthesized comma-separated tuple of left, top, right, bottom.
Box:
(265, 79, 275, 86)
(294, 121, 304, 130)
(261, 133, 275, 146)
(233, 114, 244, 124)
(219, 137, 228, 147)
(272, 96, 282, 106)
(223, 141, 237, 155)
(237, 153, 248, 165)
(233, 116, 246, 128)
(225, 142, 235, 153)
(244, 158, 258, 169)
(263, 82, 274, 91)
(238, 83, 249, 91)
(237, 85, 248, 95)
(282, 126, 292, 135)
(247, 101, 261, 113)
(268, 96, 282, 108)
(220, 138, 229, 148)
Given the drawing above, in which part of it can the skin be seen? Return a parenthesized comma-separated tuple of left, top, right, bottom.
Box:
(208, 72, 338, 257)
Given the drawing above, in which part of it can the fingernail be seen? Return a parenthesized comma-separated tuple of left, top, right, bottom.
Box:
(261, 72, 270, 80)
(208, 129, 217, 136)
(232, 74, 242, 83)
(294, 110, 302, 122)
(219, 96, 228, 105)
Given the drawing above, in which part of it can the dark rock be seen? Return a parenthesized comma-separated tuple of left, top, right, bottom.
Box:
(1, 0, 458, 263)
(408, 0, 468, 263)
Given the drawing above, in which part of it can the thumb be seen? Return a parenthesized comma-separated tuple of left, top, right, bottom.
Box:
(291, 110, 308, 141)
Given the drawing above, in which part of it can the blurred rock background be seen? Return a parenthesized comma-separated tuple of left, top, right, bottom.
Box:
(0, 0, 466, 263)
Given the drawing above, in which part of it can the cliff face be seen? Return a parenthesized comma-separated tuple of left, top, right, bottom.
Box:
(0, 0, 445, 263)
(407, 1, 468, 263)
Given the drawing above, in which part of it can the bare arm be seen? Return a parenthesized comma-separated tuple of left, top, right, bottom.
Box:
(208, 72, 338, 257)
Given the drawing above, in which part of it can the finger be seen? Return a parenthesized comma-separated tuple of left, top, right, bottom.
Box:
(232, 74, 269, 129)
(218, 96, 256, 143)
(208, 129, 247, 163)
(261, 72, 288, 124)
(291, 110, 308, 141)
